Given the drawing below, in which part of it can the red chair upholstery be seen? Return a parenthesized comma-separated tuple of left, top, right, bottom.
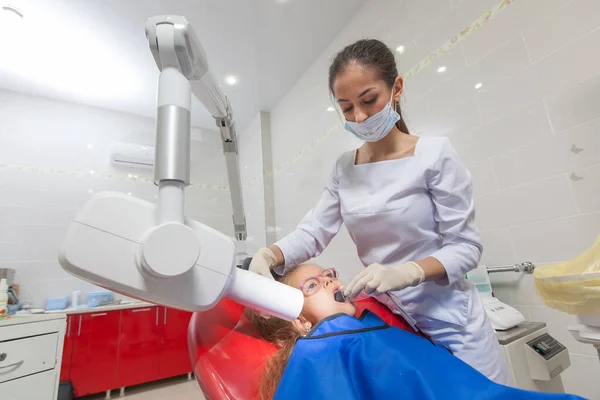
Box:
(188, 297, 417, 400)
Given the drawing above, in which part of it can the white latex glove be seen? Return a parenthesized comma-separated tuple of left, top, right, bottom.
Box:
(344, 262, 425, 298)
(248, 248, 278, 280)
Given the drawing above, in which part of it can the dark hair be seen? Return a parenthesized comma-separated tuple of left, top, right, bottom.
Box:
(328, 39, 409, 133)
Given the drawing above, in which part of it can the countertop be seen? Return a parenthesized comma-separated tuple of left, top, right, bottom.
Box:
(44, 300, 156, 315)
(0, 313, 67, 327)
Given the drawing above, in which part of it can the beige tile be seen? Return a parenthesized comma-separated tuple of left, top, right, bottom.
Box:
(561, 353, 600, 399)
(490, 272, 544, 307)
(470, 158, 498, 198)
(570, 163, 600, 213)
(476, 28, 600, 123)
(479, 228, 517, 267)
(405, 40, 467, 100)
(544, 72, 600, 133)
(461, 0, 571, 65)
(523, 0, 600, 62)
(451, 101, 552, 167)
(510, 212, 600, 264)
(492, 118, 600, 189)
(475, 175, 578, 230)
(423, 96, 481, 139)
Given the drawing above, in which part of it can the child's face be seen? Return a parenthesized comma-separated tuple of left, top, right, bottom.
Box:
(287, 264, 356, 326)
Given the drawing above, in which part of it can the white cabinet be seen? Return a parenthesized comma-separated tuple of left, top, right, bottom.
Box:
(0, 314, 67, 400)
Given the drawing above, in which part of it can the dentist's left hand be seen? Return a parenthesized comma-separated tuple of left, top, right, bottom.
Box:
(248, 247, 279, 280)
(344, 262, 425, 298)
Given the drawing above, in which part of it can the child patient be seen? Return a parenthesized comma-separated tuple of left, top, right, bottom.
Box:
(246, 264, 585, 400)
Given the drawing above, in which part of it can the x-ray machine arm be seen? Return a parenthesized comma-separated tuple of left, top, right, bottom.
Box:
(57, 16, 303, 321)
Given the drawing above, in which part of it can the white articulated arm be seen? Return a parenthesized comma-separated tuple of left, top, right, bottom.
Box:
(57, 15, 302, 321)
(146, 15, 247, 241)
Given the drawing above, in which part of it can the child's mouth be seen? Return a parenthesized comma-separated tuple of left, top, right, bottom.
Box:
(334, 287, 347, 303)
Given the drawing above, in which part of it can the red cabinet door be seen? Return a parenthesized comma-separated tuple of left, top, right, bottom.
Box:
(118, 306, 160, 387)
(59, 315, 76, 381)
(158, 307, 193, 379)
(70, 310, 120, 397)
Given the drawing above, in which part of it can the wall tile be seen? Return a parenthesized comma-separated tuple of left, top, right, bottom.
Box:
(544, 72, 600, 133)
(479, 228, 517, 267)
(492, 118, 600, 189)
(560, 353, 600, 399)
(470, 158, 498, 198)
(452, 101, 552, 167)
(570, 164, 600, 213)
(523, 0, 600, 62)
(476, 28, 600, 123)
(428, 35, 530, 118)
(475, 175, 578, 230)
(461, 0, 571, 64)
(490, 273, 544, 306)
(510, 212, 600, 264)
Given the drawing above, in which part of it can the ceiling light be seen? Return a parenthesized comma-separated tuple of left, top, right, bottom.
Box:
(87, 143, 94, 149)
(327, 106, 335, 112)
(396, 45, 405, 54)
(1, 5, 23, 22)
(474, 82, 483, 90)
(225, 75, 238, 85)
(437, 66, 447, 73)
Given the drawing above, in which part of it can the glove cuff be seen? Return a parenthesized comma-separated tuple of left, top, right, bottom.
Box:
(407, 261, 425, 286)
(258, 247, 278, 269)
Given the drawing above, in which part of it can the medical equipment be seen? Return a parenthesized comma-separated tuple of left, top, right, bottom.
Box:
(497, 322, 571, 393)
(534, 236, 600, 364)
(58, 15, 303, 321)
(467, 265, 526, 331)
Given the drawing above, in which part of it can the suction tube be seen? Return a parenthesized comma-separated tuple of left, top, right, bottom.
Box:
(226, 267, 304, 321)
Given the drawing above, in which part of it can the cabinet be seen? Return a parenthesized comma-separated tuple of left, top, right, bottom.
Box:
(60, 315, 77, 381)
(159, 307, 193, 379)
(118, 307, 161, 387)
(0, 314, 66, 400)
(58, 305, 193, 397)
(70, 310, 120, 397)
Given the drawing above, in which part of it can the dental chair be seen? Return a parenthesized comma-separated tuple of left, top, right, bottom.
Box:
(188, 296, 417, 400)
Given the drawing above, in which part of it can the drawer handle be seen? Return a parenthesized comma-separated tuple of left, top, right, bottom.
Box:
(91, 313, 107, 317)
(0, 360, 24, 370)
(132, 308, 152, 313)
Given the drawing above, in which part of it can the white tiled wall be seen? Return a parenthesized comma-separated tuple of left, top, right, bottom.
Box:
(266, 0, 600, 397)
(0, 90, 233, 307)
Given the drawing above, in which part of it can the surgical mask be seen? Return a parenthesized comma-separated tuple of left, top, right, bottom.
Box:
(343, 92, 401, 142)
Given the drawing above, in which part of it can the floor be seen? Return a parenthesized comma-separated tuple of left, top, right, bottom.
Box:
(81, 376, 206, 400)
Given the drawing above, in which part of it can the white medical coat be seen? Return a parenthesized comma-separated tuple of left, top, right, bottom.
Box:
(276, 137, 514, 386)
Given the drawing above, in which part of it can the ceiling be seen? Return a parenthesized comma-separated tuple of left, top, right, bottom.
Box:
(0, 0, 364, 131)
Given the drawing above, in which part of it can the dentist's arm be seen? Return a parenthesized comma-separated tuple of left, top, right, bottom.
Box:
(249, 157, 344, 279)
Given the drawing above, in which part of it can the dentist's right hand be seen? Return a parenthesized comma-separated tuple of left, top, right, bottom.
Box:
(249, 247, 279, 280)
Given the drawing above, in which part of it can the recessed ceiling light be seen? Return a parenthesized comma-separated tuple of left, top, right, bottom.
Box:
(437, 66, 447, 73)
(225, 75, 238, 85)
(87, 143, 94, 149)
(327, 106, 335, 112)
(474, 82, 483, 90)
(396, 45, 405, 54)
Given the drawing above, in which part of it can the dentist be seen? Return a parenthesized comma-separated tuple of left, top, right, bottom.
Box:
(249, 39, 513, 386)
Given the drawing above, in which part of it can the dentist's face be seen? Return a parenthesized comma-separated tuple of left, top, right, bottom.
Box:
(332, 62, 397, 123)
